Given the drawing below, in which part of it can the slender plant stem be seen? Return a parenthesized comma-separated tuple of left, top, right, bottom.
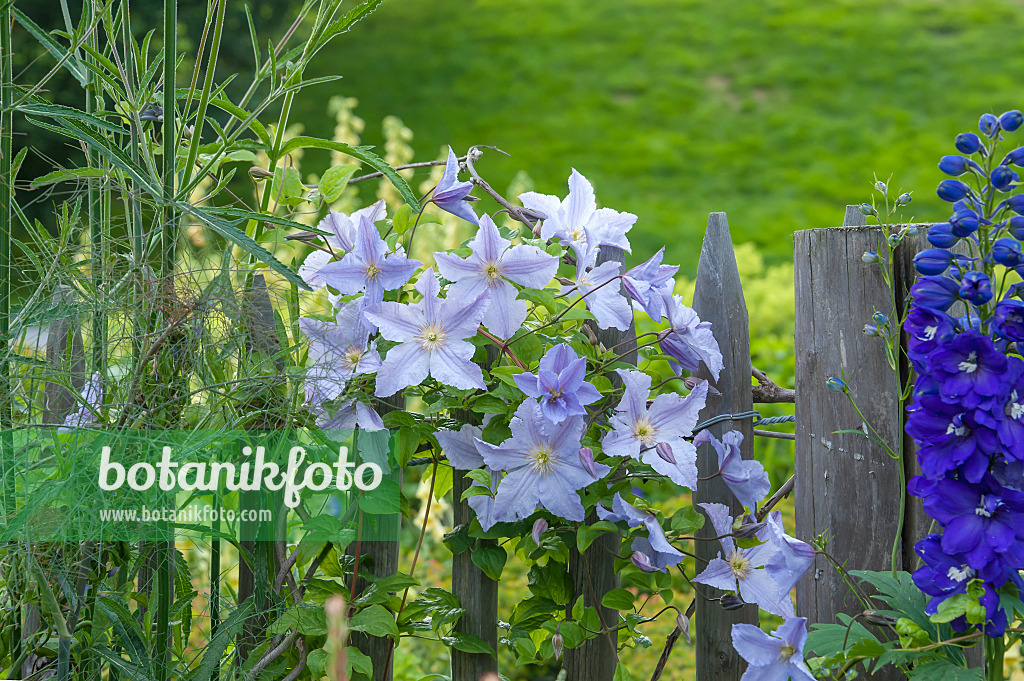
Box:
(985, 634, 1006, 681)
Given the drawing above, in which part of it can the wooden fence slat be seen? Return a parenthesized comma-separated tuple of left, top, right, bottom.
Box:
(794, 206, 905, 680)
(43, 285, 86, 424)
(692, 212, 757, 681)
(563, 244, 636, 681)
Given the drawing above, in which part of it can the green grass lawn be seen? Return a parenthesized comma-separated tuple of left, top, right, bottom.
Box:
(292, 0, 1024, 273)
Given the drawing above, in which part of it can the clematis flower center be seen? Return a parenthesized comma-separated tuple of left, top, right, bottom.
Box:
(947, 565, 974, 582)
(528, 445, 556, 475)
(958, 351, 978, 373)
(364, 262, 382, 281)
(416, 323, 448, 352)
(726, 549, 751, 579)
(546, 386, 563, 400)
(632, 417, 658, 446)
(778, 645, 796, 662)
(482, 262, 502, 283)
(343, 346, 365, 370)
(568, 226, 586, 242)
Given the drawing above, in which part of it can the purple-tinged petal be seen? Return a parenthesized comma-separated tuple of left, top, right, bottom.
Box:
(374, 343, 429, 397)
(693, 557, 737, 591)
(430, 341, 485, 390)
(731, 624, 783, 666)
(499, 244, 559, 288)
(298, 250, 333, 289)
(480, 282, 527, 339)
(641, 439, 698, 490)
(434, 250, 483, 281)
(436, 425, 486, 470)
(471, 215, 510, 263)
(647, 381, 708, 439)
(699, 502, 736, 554)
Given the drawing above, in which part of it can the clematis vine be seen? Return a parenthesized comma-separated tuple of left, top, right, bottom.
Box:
(298, 200, 387, 289)
(602, 369, 708, 489)
(434, 214, 558, 338)
(475, 400, 610, 524)
(363, 269, 490, 397)
(513, 344, 600, 424)
(596, 493, 684, 572)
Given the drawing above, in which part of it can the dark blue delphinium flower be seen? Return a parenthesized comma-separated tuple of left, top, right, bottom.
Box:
(939, 155, 981, 177)
(992, 165, 1019, 192)
(958, 272, 993, 305)
(993, 300, 1024, 342)
(938, 180, 972, 202)
(1003, 147, 1024, 167)
(950, 208, 980, 237)
(980, 113, 1001, 138)
(994, 358, 1024, 458)
(906, 307, 955, 369)
(906, 392, 996, 482)
(922, 476, 1024, 570)
(956, 132, 983, 154)
(926, 331, 1008, 408)
(992, 238, 1023, 268)
(927, 222, 959, 248)
(912, 534, 976, 605)
(911, 275, 961, 312)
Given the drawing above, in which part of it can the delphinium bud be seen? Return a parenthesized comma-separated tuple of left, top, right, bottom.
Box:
(863, 324, 880, 337)
(887, 233, 901, 248)
(1001, 195, 1024, 215)
(1000, 110, 1024, 133)
(655, 441, 677, 465)
(992, 165, 1019, 192)
(578, 446, 598, 479)
(927, 222, 959, 248)
(897, 192, 913, 206)
(905, 224, 919, 236)
(950, 209, 980, 237)
(862, 251, 880, 264)
(959, 271, 994, 305)
(980, 113, 1000, 137)
(720, 594, 745, 611)
(993, 238, 1023, 267)
(937, 180, 971, 202)
(913, 249, 953, 276)
(1003, 147, 1024, 167)
(871, 311, 889, 327)
(956, 132, 983, 154)
(826, 377, 847, 392)
(1009, 216, 1024, 240)
(858, 203, 877, 217)
(874, 180, 887, 193)
(938, 155, 974, 176)
(532, 518, 548, 546)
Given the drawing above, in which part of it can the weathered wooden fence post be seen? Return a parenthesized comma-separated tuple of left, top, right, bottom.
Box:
(564, 245, 635, 681)
(692, 212, 757, 681)
(794, 206, 906, 679)
(43, 286, 86, 423)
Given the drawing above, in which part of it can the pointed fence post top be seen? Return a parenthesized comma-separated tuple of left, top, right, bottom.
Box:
(844, 204, 868, 227)
(693, 212, 748, 339)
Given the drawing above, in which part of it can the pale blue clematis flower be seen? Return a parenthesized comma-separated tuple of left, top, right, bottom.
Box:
(475, 400, 611, 523)
(58, 372, 103, 432)
(298, 300, 382, 405)
(601, 370, 708, 489)
(434, 215, 558, 338)
(597, 493, 684, 572)
(518, 169, 636, 253)
(622, 247, 678, 321)
(731, 617, 815, 681)
(363, 269, 489, 397)
(513, 344, 600, 423)
(431, 147, 478, 225)
(695, 429, 770, 515)
(761, 511, 815, 597)
(314, 399, 386, 432)
(318, 215, 421, 305)
(435, 424, 502, 530)
(693, 503, 794, 618)
(660, 291, 724, 381)
(566, 240, 634, 331)
(298, 201, 387, 289)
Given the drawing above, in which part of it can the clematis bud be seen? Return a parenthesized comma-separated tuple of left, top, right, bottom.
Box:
(863, 324, 880, 337)
(863, 609, 899, 627)
(862, 251, 880, 264)
(733, 521, 766, 539)
(858, 203, 877, 217)
(826, 377, 846, 392)
(532, 518, 548, 546)
(552, 631, 564, 660)
(1001, 110, 1024, 133)
(676, 610, 691, 644)
(956, 132, 983, 154)
(897, 192, 913, 206)
(720, 594, 745, 611)
(927, 222, 959, 248)
(655, 441, 677, 465)
(578, 447, 598, 479)
(683, 376, 720, 396)
(913, 249, 953, 276)
(631, 551, 659, 573)
(937, 180, 971, 202)
(992, 165, 1019, 192)
(980, 112, 1000, 137)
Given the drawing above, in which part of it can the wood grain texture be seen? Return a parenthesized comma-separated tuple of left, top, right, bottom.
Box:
(794, 208, 904, 680)
(691, 213, 757, 681)
(564, 244, 635, 681)
(43, 286, 85, 423)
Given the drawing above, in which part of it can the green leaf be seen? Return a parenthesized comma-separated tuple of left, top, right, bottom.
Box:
(601, 588, 637, 612)
(471, 544, 507, 581)
(320, 164, 360, 203)
(465, 469, 494, 487)
(895, 617, 930, 649)
(392, 203, 415, 234)
(577, 520, 619, 552)
(278, 137, 420, 209)
(183, 599, 252, 681)
(270, 166, 306, 207)
(13, 9, 87, 84)
(348, 604, 399, 638)
(527, 563, 574, 606)
(269, 605, 327, 636)
(347, 646, 374, 677)
(471, 395, 509, 415)
(208, 98, 272, 147)
(613, 663, 634, 681)
(309, 0, 388, 56)
(357, 477, 401, 515)
(444, 632, 496, 656)
(443, 523, 472, 555)
(670, 506, 705, 534)
(29, 167, 107, 188)
(906, 659, 984, 681)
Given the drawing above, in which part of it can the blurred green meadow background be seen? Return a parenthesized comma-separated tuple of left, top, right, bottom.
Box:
(294, 0, 1024, 271)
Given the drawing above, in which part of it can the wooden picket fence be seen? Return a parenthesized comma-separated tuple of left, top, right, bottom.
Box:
(36, 207, 934, 681)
